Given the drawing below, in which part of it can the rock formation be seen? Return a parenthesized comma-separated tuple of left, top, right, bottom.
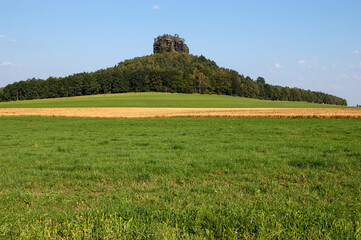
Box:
(153, 34, 189, 54)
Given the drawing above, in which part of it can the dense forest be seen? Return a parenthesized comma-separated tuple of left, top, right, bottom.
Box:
(0, 52, 347, 105)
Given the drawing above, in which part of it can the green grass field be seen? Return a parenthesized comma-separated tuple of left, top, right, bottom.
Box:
(0, 116, 360, 239)
(0, 92, 347, 108)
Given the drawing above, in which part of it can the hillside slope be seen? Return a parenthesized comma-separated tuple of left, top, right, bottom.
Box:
(0, 52, 347, 105)
(0, 92, 346, 108)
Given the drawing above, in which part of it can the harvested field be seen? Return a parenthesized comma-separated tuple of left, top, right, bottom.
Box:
(0, 107, 360, 118)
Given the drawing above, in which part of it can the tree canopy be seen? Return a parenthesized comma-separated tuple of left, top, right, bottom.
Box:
(0, 52, 347, 105)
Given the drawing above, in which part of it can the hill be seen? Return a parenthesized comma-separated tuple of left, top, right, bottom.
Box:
(0, 92, 346, 108)
(0, 34, 347, 105)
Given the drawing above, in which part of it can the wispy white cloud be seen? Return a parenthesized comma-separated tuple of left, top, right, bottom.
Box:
(349, 61, 361, 70)
(298, 59, 312, 69)
(298, 59, 306, 66)
(321, 64, 337, 71)
(352, 74, 361, 80)
(354, 50, 360, 55)
(153, 5, 159, 10)
(273, 63, 283, 69)
(0, 34, 16, 42)
(297, 58, 321, 69)
(341, 73, 361, 80)
(0, 61, 21, 67)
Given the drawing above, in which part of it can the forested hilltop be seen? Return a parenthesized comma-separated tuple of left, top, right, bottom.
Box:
(0, 52, 347, 105)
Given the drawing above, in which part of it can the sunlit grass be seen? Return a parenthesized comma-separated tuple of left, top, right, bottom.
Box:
(0, 92, 346, 108)
(0, 117, 360, 239)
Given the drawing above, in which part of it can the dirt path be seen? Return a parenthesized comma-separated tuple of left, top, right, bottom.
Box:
(0, 108, 361, 118)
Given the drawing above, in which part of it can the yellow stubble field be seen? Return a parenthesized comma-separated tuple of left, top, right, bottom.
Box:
(0, 107, 360, 118)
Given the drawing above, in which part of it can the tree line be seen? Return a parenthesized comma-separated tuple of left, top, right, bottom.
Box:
(0, 52, 347, 105)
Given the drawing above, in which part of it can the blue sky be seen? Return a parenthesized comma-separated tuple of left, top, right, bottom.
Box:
(1, 0, 361, 105)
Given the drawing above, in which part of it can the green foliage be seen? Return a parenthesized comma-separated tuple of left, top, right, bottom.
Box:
(0, 117, 360, 238)
(0, 52, 347, 105)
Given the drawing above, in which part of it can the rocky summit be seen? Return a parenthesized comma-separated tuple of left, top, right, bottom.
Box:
(153, 34, 189, 54)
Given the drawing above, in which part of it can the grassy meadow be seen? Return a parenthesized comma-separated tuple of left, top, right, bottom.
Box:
(0, 116, 360, 239)
(0, 92, 347, 108)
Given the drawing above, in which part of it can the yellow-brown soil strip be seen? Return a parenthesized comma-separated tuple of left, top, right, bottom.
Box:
(0, 108, 360, 118)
